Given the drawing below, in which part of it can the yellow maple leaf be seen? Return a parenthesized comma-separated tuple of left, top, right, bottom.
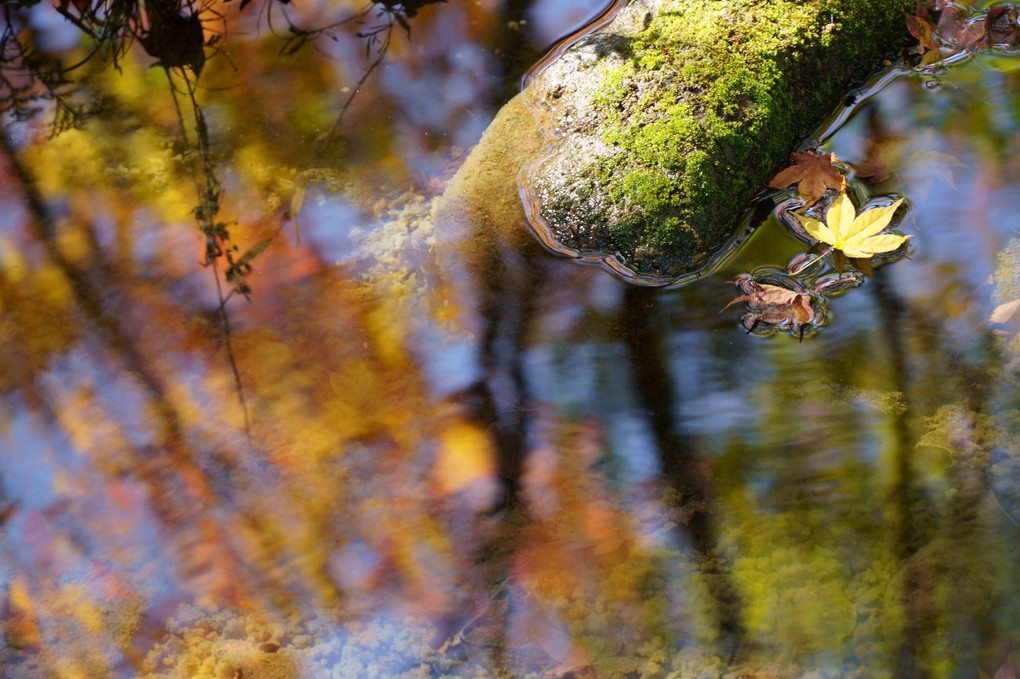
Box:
(795, 192, 909, 259)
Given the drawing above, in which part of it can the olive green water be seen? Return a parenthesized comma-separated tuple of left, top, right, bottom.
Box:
(0, 1, 1018, 678)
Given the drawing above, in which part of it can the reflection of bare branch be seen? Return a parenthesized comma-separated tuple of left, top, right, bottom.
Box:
(165, 68, 252, 441)
(310, 5, 396, 156)
(870, 271, 937, 677)
(0, 128, 180, 438)
(282, 0, 445, 155)
(51, 0, 211, 73)
(0, 15, 87, 133)
(316, 24, 391, 154)
(0, 123, 248, 569)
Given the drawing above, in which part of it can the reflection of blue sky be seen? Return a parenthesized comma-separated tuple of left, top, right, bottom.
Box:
(527, 0, 609, 47)
(28, 3, 81, 53)
(832, 69, 1020, 299)
(295, 194, 364, 265)
(417, 331, 480, 396)
(603, 412, 660, 481)
(524, 341, 617, 414)
(381, 45, 496, 133)
(0, 408, 62, 511)
(0, 387, 180, 597)
(524, 341, 663, 482)
(48, 346, 159, 447)
(667, 330, 758, 441)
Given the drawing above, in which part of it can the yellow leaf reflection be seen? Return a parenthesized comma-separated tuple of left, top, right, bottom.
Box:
(435, 417, 496, 496)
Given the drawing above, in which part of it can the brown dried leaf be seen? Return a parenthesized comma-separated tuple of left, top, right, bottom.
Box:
(723, 282, 815, 323)
(723, 282, 798, 310)
(987, 6, 1019, 46)
(960, 21, 987, 49)
(767, 151, 845, 205)
(905, 9, 941, 51)
(936, 6, 962, 33)
(724, 279, 818, 339)
(937, 6, 986, 50)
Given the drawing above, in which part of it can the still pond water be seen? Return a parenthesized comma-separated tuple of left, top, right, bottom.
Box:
(1, 0, 1019, 677)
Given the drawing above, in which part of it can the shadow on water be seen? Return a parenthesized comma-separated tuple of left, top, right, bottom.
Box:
(869, 261, 1019, 677)
(871, 270, 932, 679)
(618, 286, 746, 656)
(449, 240, 749, 669)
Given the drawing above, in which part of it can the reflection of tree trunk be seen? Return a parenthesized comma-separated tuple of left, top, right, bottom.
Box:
(871, 271, 931, 679)
(942, 343, 1001, 672)
(433, 244, 543, 674)
(474, 243, 544, 506)
(619, 285, 745, 654)
(0, 127, 247, 605)
(431, 76, 550, 670)
(0, 129, 182, 443)
(491, 0, 541, 107)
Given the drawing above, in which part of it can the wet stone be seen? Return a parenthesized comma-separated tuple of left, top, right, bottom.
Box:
(519, 0, 911, 284)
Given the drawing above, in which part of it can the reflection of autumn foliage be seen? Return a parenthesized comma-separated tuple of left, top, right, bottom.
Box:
(0, 251, 77, 398)
(509, 416, 675, 676)
(0, 209, 455, 677)
(3, 0, 1020, 676)
(0, 79, 451, 679)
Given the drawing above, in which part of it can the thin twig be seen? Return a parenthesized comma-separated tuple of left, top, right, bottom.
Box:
(315, 13, 393, 156)
(991, 489, 1020, 529)
(166, 68, 252, 443)
(789, 246, 833, 275)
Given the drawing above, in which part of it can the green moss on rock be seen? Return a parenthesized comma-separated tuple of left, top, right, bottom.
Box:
(521, 0, 911, 282)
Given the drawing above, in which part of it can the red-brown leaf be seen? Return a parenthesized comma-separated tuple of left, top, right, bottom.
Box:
(987, 6, 1018, 46)
(905, 9, 941, 52)
(724, 281, 813, 316)
(767, 151, 845, 205)
(937, 7, 986, 50)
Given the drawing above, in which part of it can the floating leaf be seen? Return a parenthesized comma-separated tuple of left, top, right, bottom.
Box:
(722, 276, 818, 339)
(722, 282, 808, 312)
(906, 1, 988, 62)
(768, 151, 845, 205)
(795, 192, 909, 260)
(987, 5, 1019, 46)
(936, 7, 985, 51)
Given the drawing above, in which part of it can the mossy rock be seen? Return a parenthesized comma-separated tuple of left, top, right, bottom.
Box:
(520, 0, 911, 283)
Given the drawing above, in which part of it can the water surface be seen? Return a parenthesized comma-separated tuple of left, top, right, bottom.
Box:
(0, 1, 1018, 678)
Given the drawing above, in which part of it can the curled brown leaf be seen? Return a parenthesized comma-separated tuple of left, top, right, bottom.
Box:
(987, 5, 1019, 46)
